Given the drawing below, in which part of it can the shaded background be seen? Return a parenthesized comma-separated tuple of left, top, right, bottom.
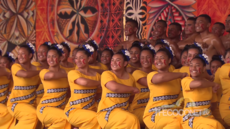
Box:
(0, 0, 229, 57)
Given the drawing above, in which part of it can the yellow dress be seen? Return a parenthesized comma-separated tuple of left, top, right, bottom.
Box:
(7, 63, 40, 129)
(97, 71, 140, 129)
(89, 62, 108, 71)
(64, 70, 101, 128)
(181, 77, 224, 129)
(32, 62, 44, 105)
(36, 69, 71, 129)
(152, 64, 175, 72)
(0, 68, 16, 129)
(143, 71, 182, 129)
(219, 63, 230, 126)
(130, 70, 150, 127)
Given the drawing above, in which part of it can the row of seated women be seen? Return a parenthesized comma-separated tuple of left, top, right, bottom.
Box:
(0, 40, 229, 129)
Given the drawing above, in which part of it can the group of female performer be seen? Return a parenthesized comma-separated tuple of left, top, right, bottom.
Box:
(0, 39, 229, 129)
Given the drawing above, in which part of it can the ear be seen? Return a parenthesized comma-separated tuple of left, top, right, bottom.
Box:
(221, 30, 225, 36)
(29, 53, 33, 59)
(124, 61, 128, 67)
(168, 58, 172, 64)
(202, 67, 206, 73)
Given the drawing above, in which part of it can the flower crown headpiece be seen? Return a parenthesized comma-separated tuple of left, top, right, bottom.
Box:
(92, 40, 99, 50)
(121, 49, 131, 61)
(0, 48, 2, 56)
(27, 43, 35, 54)
(147, 44, 156, 54)
(166, 46, 174, 59)
(219, 55, 225, 64)
(83, 44, 94, 55)
(198, 54, 209, 65)
(194, 42, 203, 53)
(44, 41, 52, 46)
(161, 39, 170, 46)
(7, 52, 16, 62)
(55, 44, 64, 54)
(63, 42, 70, 49)
(139, 42, 144, 48)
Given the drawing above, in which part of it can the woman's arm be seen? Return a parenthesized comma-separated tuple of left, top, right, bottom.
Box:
(151, 72, 187, 84)
(137, 77, 148, 87)
(105, 81, 139, 94)
(16, 70, 39, 78)
(0, 67, 10, 77)
(189, 79, 219, 90)
(74, 77, 100, 87)
(44, 71, 67, 80)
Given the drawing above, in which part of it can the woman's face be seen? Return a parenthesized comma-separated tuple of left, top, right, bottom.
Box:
(111, 54, 127, 71)
(100, 51, 112, 65)
(224, 52, 230, 64)
(37, 45, 48, 62)
(187, 48, 199, 66)
(72, 49, 77, 63)
(61, 47, 69, 61)
(75, 51, 89, 68)
(140, 50, 154, 68)
(0, 57, 11, 68)
(210, 60, 222, 75)
(88, 51, 97, 64)
(181, 51, 188, 66)
(129, 47, 140, 63)
(17, 47, 32, 64)
(189, 58, 205, 77)
(47, 50, 60, 67)
(154, 51, 171, 70)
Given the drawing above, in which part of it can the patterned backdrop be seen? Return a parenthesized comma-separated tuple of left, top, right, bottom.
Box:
(0, 0, 230, 57)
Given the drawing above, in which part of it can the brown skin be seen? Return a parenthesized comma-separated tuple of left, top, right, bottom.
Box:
(126, 47, 142, 74)
(0, 57, 11, 69)
(194, 17, 225, 62)
(60, 47, 75, 68)
(114, 22, 139, 52)
(37, 45, 49, 69)
(148, 22, 168, 46)
(210, 60, 222, 75)
(168, 24, 181, 43)
(221, 16, 230, 49)
(212, 24, 225, 37)
(100, 50, 112, 70)
(181, 51, 188, 66)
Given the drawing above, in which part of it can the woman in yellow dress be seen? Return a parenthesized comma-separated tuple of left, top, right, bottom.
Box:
(100, 47, 114, 70)
(97, 49, 140, 129)
(130, 44, 155, 128)
(60, 42, 75, 73)
(7, 43, 40, 129)
(36, 44, 71, 129)
(219, 49, 230, 128)
(32, 42, 52, 106)
(210, 55, 224, 76)
(64, 44, 101, 128)
(0, 52, 16, 129)
(126, 41, 143, 73)
(143, 47, 186, 129)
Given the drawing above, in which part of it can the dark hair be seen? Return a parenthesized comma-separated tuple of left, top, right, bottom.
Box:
(188, 44, 203, 55)
(214, 22, 225, 30)
(86, 40, 99, 51)
(187, 17, 197, 23)
(0, 49, 1, 56)
(210, 55, 224, 65)
(20, 44, 35, 59)
(2, 54, 14, 63)
(224, 48, 230, 58)
(169, 22, 182, 31)
(154, 39, 169, 47)
(126, 19, 138, 28)
(197, 14, 211, 23)
(141, 45, 155, 57)
(48, 44, 63, 57)
(181, 45, 190, 56)
(156, 48, 172, 60)
(156, 20, 167, 28)
(130, 41, 143, 51)
(192, 55, 206, 66)
(101, 47, 114, 57)
(115, 49, 130, 62)
(76, 44, 93, 57)
(60, 42, 71, 53)
(40, 41, 52, 50)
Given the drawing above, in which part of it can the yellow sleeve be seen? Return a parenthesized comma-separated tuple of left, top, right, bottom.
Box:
(147, 71, 158, 85)
(152, 65, 157, 71)
(173, 69, 180, 73)
(220, 65, 230, 79)
(31, 62, 41, 67)
(132, 70, 146, 82)
(96, 72, 101, 81)
(214, 68, 220, 84)
(169, 65, 175, 72)
(101, 71, 116, 86)
(11, 63, 23, 76)
(100, 63, 108, 70)
(181, 77, 193, 91)
(211, 92, 218, 103)
(39, 69, 49, 81)
(68, 70, 82, 83)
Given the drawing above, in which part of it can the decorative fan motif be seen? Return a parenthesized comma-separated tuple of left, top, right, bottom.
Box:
(147, 0, 196, 38)
(125, 0, 147, 39)
(56, 0, 99, 44)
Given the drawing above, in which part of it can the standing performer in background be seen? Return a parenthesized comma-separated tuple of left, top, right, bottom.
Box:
(0, 52, 16, 129)
(60, 42, 75, 73)
(65, 44, 101, 129)
(212, 22, 225, 37)
(97, 49, 140, 129)
(167, 22, 182, 44)
(221, 14, 230, 49)
(7, 43, 40, 129)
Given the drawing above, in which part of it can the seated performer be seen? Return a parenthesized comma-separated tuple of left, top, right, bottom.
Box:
(143, 47, 186, 129)
(60, 42, 75, 73)
(221, 14, 230, 49)
(7, 43, 40, 129)
(65, 44, 101, 129)
(212, 22, 225, 37)
(129, 44, 155, 128)
(100, 47, 114, 70)
(219, 49, 230, 128)
(181, 54, 224, 129)
(97, 49, 140, 129)
(194, 14, 225, 61)
(168, 22, 182, 45)
(210, 55, 225, 76)
(0, 52, 16, 129)
(114, 19, 139, 52)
